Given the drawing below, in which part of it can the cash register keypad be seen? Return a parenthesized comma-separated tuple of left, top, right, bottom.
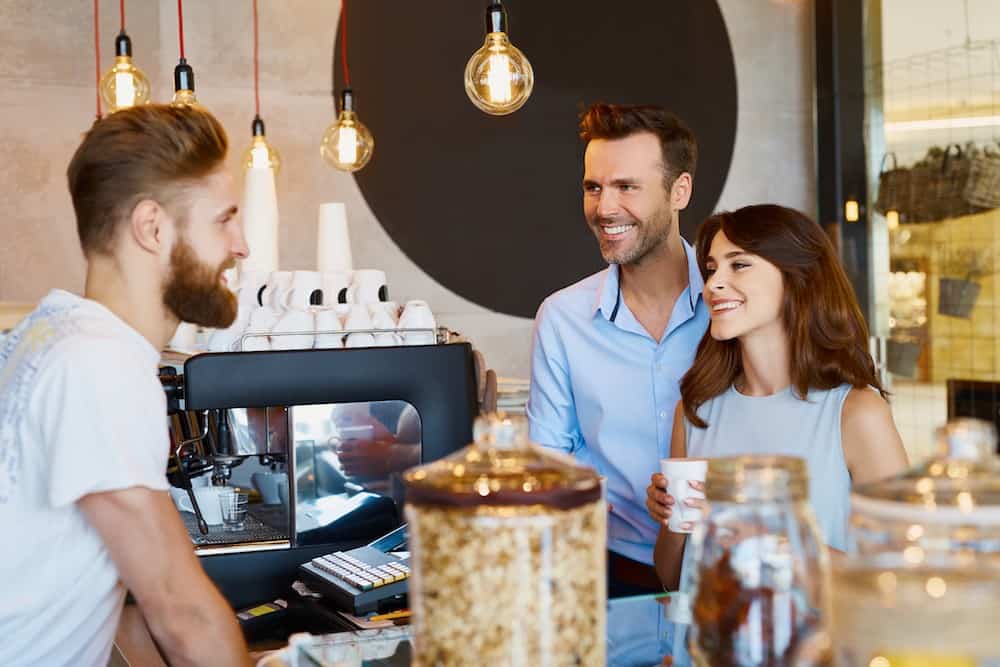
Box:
(309, 551, 410, 591)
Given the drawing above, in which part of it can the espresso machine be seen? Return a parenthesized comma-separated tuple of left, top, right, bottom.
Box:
(160, 343, 479, 610)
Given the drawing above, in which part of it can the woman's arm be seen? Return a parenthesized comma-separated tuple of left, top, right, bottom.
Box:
(652, 402, 692, 590)
(841, 388, 909, 485)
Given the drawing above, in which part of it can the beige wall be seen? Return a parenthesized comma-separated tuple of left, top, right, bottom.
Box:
(0, 0, 816, 378)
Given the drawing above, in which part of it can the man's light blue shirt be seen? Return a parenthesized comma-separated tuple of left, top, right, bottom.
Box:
(527, 240, 709, 566)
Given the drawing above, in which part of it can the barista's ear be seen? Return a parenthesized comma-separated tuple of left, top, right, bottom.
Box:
(129, 199, 168, 255)
(671, 172, 693, 211)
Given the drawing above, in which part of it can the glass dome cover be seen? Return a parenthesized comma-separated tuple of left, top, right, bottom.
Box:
(850, 418, 1000, 556)
(852, 418, 1000, 518)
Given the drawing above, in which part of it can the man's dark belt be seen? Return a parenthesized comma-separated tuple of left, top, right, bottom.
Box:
(608, 551, 663, 592)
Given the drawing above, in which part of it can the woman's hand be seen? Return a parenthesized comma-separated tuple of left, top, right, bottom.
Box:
(677, 480, 706, 532)
(647, 474, 706, 531)
(646, 473, 674, 526)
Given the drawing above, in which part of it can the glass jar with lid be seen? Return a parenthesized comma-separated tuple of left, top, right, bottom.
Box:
(403, 413, 606, 666)
(685, 456, 831, 666)
(817, 418, 1000, 665)
(850, 417, 1000, 557)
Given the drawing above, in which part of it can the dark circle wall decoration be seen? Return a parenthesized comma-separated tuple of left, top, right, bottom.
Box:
(339, 1, 737, 318)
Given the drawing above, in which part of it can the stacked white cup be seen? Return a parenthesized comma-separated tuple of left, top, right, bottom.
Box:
(271, 271, 321, 350)
(398, 300, 437, 345)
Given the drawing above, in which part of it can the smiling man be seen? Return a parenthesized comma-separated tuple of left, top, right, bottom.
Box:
(527, 104, 708, 597)
(0, 105, 251, 666)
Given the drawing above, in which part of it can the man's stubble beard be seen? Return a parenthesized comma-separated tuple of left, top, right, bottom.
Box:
(162, 237, 238, 328)
(594, 204, 674, 267)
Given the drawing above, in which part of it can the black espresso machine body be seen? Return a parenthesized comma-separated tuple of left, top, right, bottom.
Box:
(161, 343, 478, 609)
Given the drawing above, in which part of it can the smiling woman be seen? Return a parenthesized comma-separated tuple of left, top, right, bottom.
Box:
(647, 203, 909, 599)
(683, 204, 885, 424)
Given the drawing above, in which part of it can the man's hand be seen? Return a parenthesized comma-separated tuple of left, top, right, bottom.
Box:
(79, 487, 251, 667)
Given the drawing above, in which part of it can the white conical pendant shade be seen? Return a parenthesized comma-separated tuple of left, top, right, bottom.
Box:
(240, 168, 280, 273)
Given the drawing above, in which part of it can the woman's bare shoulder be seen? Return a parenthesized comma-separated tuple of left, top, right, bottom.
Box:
(841, 386, 908, 483)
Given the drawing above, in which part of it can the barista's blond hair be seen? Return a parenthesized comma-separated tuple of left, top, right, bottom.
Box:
(66, 104, 228, 257)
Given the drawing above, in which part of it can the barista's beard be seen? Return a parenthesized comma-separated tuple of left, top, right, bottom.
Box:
(162, 237, 238, 328)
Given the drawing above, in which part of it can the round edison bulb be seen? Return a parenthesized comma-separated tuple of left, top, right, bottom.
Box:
(170, 88, 203, 109)
(320, 110, 374, 172)
(100, 56, 151, 112)
(464, 32, 534, 115)
(243, 135, 281, 174)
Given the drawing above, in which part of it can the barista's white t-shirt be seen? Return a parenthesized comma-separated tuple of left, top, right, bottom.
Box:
(0, 289, 170, 667)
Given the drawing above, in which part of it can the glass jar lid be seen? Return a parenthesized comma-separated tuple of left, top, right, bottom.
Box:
(851, 418, 1000, 526)
(402, 413, 602, 509)
(706, 455, 808, 502)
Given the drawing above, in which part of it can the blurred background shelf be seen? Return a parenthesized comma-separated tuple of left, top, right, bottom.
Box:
(0, 302, 32, 332)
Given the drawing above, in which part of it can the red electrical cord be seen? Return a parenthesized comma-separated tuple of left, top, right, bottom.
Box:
(177, 0, 186, 60)
(120, 0, 126, 31)
(94, 0, 101, 119)
(253, 0, 260, 116)
(340, 0, 350, 88)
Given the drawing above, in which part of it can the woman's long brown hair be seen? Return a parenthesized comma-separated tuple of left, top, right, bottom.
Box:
(681, 204, 886, 428)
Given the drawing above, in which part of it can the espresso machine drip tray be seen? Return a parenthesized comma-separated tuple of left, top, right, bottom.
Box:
(180, 508, 287, 547)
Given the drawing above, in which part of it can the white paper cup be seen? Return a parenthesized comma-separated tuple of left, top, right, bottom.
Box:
(660, 457, 708, 533)
(317, 202, 354, 274)
(241, 169, 280, 273)
(664, 591, 693, 625)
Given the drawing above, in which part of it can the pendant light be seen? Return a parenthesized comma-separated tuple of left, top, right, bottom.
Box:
(92, 0, 102, 123)
(241, 0, 280, 173)
(320, 0, 374, 172)
(100, 1, 151, 112)
(239, 0, 281, 274)
(170, 0, 202, 108)
(464, 1, 534, 115)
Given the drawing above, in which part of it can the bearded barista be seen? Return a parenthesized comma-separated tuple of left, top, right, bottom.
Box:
(0, 106, 251, 667)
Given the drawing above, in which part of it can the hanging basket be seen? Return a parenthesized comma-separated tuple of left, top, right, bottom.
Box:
(963, 144, 1000, 209)
(909, 144, 982, 222)
(938, 277, 981, 318)
(875, 152, 912, 220)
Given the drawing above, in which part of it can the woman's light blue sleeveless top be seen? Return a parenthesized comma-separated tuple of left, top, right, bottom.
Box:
(684, 383, 854, 551)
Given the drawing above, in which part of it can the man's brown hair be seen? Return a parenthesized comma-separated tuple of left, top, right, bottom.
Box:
(579, 104, 698, 188)
(67, 104, 228, 257)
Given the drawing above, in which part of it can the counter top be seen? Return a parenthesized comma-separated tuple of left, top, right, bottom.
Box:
(255, 593, 677, 666)
(114, 593, 678, 666)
